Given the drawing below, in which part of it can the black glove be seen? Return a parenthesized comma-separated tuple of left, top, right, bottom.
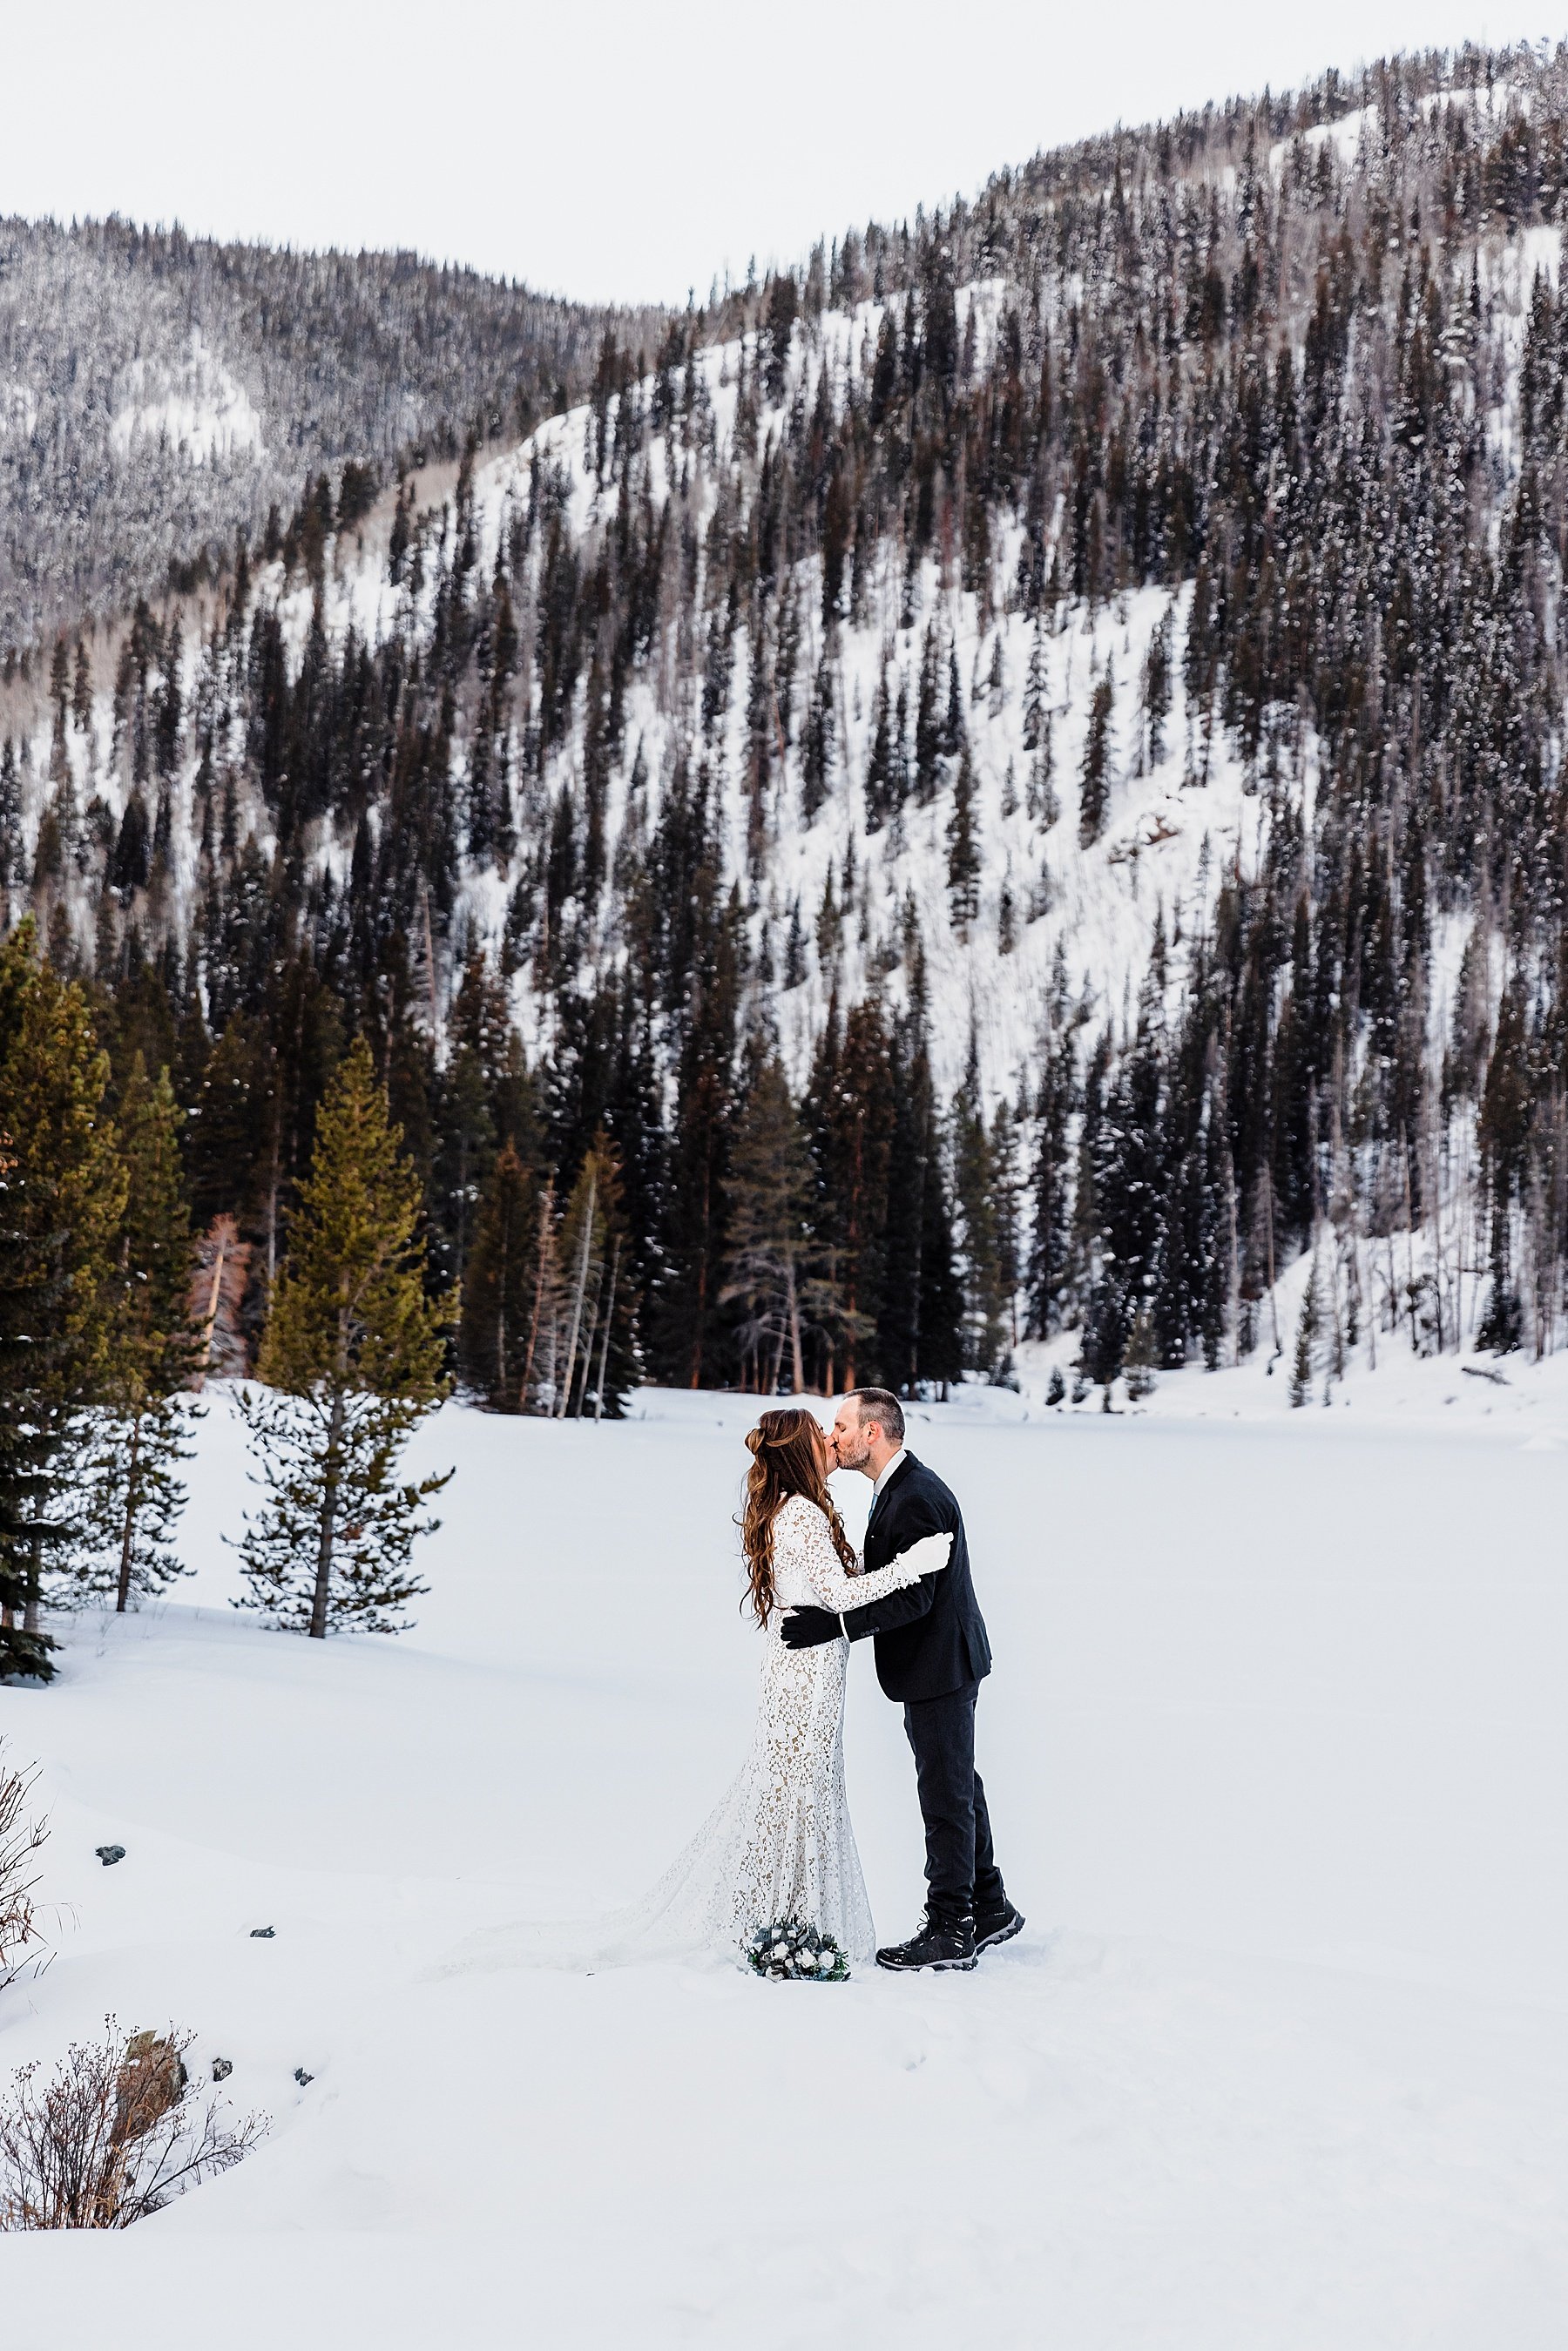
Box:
(780, 1605, 841, 1650)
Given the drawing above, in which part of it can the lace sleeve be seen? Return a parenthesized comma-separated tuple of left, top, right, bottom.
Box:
(781, 1498, 932, 1613)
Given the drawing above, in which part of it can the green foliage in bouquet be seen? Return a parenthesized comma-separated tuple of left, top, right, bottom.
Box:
(745, 1920, 849, 1983)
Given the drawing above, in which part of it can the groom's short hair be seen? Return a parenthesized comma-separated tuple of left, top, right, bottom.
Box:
(849, 1388, 904, 1443)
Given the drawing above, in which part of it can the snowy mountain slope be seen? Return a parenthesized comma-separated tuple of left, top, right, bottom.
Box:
(9, 296, 1274, 1106)
(0, 217, 666, 646)
(11, 45, 1568, 1404)
(2, 247, 1531, 1118)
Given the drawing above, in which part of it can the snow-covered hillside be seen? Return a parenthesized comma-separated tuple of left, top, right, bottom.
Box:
(12, 46, 1568, 1410)
(3, 1392, 1565, 2342)
(0, 217, 661, 649)
(308, 304, 1267, 1103)
(10, 291, 1265, 1111)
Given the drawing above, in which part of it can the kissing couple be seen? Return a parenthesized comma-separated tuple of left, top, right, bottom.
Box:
(732, 1388, 1024, 1973)
(446, 1390, 1022, 1983)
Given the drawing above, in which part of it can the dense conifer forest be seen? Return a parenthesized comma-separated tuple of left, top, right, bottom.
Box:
(6, 37, 1568, 1502)
(0, 217, 666, 646)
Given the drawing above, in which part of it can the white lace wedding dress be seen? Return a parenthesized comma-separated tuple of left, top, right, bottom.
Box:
(440, 1496, 939, 1976)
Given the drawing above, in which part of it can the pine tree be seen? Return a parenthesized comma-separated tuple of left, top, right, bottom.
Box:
(1477, 986, 1530, 1353)
(1026, 1032, 1074, 1334)
(1289, 1242, 1321, 1407)
(720, 1051, 812, 1392)
(0, 741, 22, 899)
(1141, 608, 1173, 771)
(1122, 1306, 1158, 1398)
(1079, 662, 1116, 845)
(800, 653, 835, 821)
(951, 1043, 1008, 1376)
(946, 751, 981, 929)
(83, 1057, 201, 1611)
(0, 1138, 58, 1680)
(458, 1141, 538, 1409)
(655, 896, 740, 1387)
(516, 1172, 561, 1408)
(911, 625, 940, 801)
(551, 1132, 637, 1417)
(0, 922, 125, 1641)
(1022, 614, 1047, 751)
(802, 996, 894, 1390)
(233, 1038, 452, 1637)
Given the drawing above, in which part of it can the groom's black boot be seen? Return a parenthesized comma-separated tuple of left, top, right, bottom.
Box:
(875, 1912, 977, 1972)
(974, 1897, 1025, 1954)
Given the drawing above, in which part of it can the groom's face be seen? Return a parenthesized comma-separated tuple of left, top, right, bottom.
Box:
(830, 1400, 872, 1472)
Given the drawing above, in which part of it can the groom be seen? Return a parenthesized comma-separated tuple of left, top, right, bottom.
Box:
(781, 1389, 1024, 1972)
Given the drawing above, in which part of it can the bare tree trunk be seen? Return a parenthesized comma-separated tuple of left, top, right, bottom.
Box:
(593, 1238, 620, 1425)
(114, 1407, 144, 1613)
(519, 1178, 555, 1410)
(689, 1160, 710, 1390)
(1263, 1165, 1281, 1357)
(556, 1171, 597, 1420)
(308, 1388, 346, 1640)
(1402, 1137, 1418, 1353)
(258, 1040, 283, 1293)
(785, 1253, 805, 1394)
(1226, 1147, 1240, 1368)
(264, 1128, 280, 1290)
(495, 1218, 509, 1407)
(570, 1257, 605, 1419)
(419, 879, 441, 1045)
(198, 1225, 228, 1385)
(1363, 1208, 1376, 1372)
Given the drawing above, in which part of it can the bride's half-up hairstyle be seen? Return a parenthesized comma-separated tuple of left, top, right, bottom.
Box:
(740, 1408, 856, 1627)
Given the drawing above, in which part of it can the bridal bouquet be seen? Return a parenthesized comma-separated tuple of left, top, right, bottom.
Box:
(745, 1920, 850, 1983)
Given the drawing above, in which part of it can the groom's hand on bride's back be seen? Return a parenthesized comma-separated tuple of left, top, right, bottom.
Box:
(780, 1606, 841, 1650)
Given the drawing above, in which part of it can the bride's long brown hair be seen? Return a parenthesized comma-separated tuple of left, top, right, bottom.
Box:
(740, 1408, 857, 1627)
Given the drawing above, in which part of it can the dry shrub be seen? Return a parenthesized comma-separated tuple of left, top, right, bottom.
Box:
(0, 1742, 48, 1992)
(0, 2018, 267, 2228)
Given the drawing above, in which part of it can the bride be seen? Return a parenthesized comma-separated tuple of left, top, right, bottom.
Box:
(449, 1407, 948, 1976)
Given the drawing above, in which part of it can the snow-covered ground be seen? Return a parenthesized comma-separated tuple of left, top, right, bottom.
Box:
(1013, 1239, 1568, 1441)
(3, 1388, 1565, 2346)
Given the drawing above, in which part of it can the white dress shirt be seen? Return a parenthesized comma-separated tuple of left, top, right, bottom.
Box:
(840, 1446, 911, 1632)
(873, 1445, 909, 1500)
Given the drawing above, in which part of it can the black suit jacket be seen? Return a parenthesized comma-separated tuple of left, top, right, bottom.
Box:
(840, 1453, 991, 1703)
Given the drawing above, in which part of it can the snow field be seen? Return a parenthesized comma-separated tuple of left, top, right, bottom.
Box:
(1, 1388, 1565, 2346)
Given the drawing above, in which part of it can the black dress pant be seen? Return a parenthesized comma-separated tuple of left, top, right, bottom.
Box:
(901, 1678, 1004, 1925)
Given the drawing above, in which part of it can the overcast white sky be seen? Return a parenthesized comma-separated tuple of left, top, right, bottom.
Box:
(1, 3, 1539, 306)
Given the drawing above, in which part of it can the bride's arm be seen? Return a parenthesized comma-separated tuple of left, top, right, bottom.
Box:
(790, 1503, 950, 1616)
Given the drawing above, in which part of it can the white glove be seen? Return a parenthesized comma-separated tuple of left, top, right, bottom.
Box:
(889, 1530, 953, 1577)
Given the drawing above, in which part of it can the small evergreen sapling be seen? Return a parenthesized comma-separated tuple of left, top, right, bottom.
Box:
(1289, 1246, 1321, 1409)
(233, 1040, 452, 1638)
